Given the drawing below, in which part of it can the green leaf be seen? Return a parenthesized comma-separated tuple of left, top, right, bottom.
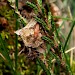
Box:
(46, 43, 51, 52)
(48, 12, 51, 24)
(63, 21, 75, 52)
(62, 21, 75, 75)
(37, 58, 51, 75)
(37, 0, 42, 8)
(34, 16, 50, 32)
(42, 36, 54, 45)
(0, 34, 14, 72)
(26, 1, 38, 13)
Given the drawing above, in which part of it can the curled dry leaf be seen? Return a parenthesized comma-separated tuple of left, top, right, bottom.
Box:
(50, 3, 63, 27)
(50, 3, 61, 16)
(15, 18, 44, 48)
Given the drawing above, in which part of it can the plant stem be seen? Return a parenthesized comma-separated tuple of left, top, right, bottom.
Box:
(37, 58, 51, 75)
(63, 21, 75, 75)
(63, 21, 75, 52)
(15, 0, 18, 74)
(0, 35, 15, 74)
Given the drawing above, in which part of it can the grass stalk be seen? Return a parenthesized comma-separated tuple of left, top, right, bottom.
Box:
(53, 16, 75, 21)
(37, 58, 51, 75)
(63, 21, 75, 75)
(15, 0, 19, 74)
(65, 47, 75, 53)
(68, 6, 73, 66)
(0, 34, 15, 74)
(63, 21, 75, 53)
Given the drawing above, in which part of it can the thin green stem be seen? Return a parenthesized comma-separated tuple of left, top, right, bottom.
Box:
(0, 35, 15, 74)
(53, 16, 75, 21)
(16, 0, 18, 9)
(15, 0, 18, 74)
(63, 21, 75, 75)
(37, 58, 51, 75)
(63, 21, 75, 52)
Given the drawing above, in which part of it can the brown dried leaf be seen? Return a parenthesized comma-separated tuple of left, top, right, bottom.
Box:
(15, 18, 43, 48)
(15, 18, 36, 35)
(50, 3, 63, 27)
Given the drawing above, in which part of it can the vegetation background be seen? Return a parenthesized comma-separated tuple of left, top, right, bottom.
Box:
(0, 0, 75, 75)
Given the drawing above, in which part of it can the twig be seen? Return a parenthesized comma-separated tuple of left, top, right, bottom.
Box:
(18, 47, 25, 56)
(0, 53, 6, 60)
(65, 47, 75, 53)
(68, 6, 73, 66)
